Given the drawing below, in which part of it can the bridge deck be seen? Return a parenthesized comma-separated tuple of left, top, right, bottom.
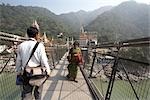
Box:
(41, 53, 94, 100)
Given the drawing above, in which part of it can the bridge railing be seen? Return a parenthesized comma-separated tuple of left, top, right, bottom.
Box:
(0, 40, 21, 100)
(81, 37, 150, 100)
(0, 34, 67, 100)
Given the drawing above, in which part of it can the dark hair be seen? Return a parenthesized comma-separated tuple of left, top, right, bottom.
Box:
(27, 26, 39, 38)
(73, 41, 79, 46)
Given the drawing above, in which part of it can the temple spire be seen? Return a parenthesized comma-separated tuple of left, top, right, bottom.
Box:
(32, 20, 40, 30)
(43, 32, 49, 43)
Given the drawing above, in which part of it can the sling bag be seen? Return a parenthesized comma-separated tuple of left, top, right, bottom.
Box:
(16, 42, 47, 85)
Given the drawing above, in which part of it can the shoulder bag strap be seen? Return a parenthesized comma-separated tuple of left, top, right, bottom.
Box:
(24, 42, 39, 69)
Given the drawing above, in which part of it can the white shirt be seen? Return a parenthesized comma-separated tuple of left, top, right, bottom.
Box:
(15, 38, 51, 74)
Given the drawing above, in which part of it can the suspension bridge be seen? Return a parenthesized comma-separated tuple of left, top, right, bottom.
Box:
(0, 32, 150, 100)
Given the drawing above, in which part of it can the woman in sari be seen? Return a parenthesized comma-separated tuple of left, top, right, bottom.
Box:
(67, 41, 83, 82)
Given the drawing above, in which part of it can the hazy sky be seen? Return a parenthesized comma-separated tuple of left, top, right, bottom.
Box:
(1, 0, 149, 15)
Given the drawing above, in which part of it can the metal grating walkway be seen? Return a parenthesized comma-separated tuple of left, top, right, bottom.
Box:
(41, 53, 94, 100)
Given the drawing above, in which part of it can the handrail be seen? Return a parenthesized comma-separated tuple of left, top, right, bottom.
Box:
(121, 37, 150, 43)
(81, 37, 150, 100)
(98, 37, 150, 45)
(80, 65, 103, 100)
(0, 32, 28, 42)
(0, 36, 23, 42)
(0, 56, 12, 74)
(0, 32, 27, 39)
(98, 54, 150, 65)
(97, 41, 150, 48)
(80, 37, 150, 48)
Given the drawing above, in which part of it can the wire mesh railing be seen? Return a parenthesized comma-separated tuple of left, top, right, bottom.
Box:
(0, 37, 67, 100)
(46, 46, 67, 68)
(0, 44, 21, 100)
(110, 58, 150, 100)
(81, 37, 150, 100)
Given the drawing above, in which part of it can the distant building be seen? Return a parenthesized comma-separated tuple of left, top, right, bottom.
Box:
(79, 26, 97, 46)
(87, 34, 97, 46)
(79, 33, 88, 46)
(57, 33, 63, 38)
(80, 26, 84, 33)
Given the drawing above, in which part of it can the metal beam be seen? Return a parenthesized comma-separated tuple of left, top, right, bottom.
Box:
(0, 36, 23, 42)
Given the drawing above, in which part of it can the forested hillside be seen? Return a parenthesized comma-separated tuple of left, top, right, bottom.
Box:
(86, 1, 149, 42)
(0, 1, 149, 41)
(0, 4, 112, 38)
(59, 6, 112, 33)
(0, 4, 71, 37)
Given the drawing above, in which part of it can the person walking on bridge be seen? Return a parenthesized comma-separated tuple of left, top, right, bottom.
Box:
(67, 41, 83, 82)
(16, 26, 51, 100)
